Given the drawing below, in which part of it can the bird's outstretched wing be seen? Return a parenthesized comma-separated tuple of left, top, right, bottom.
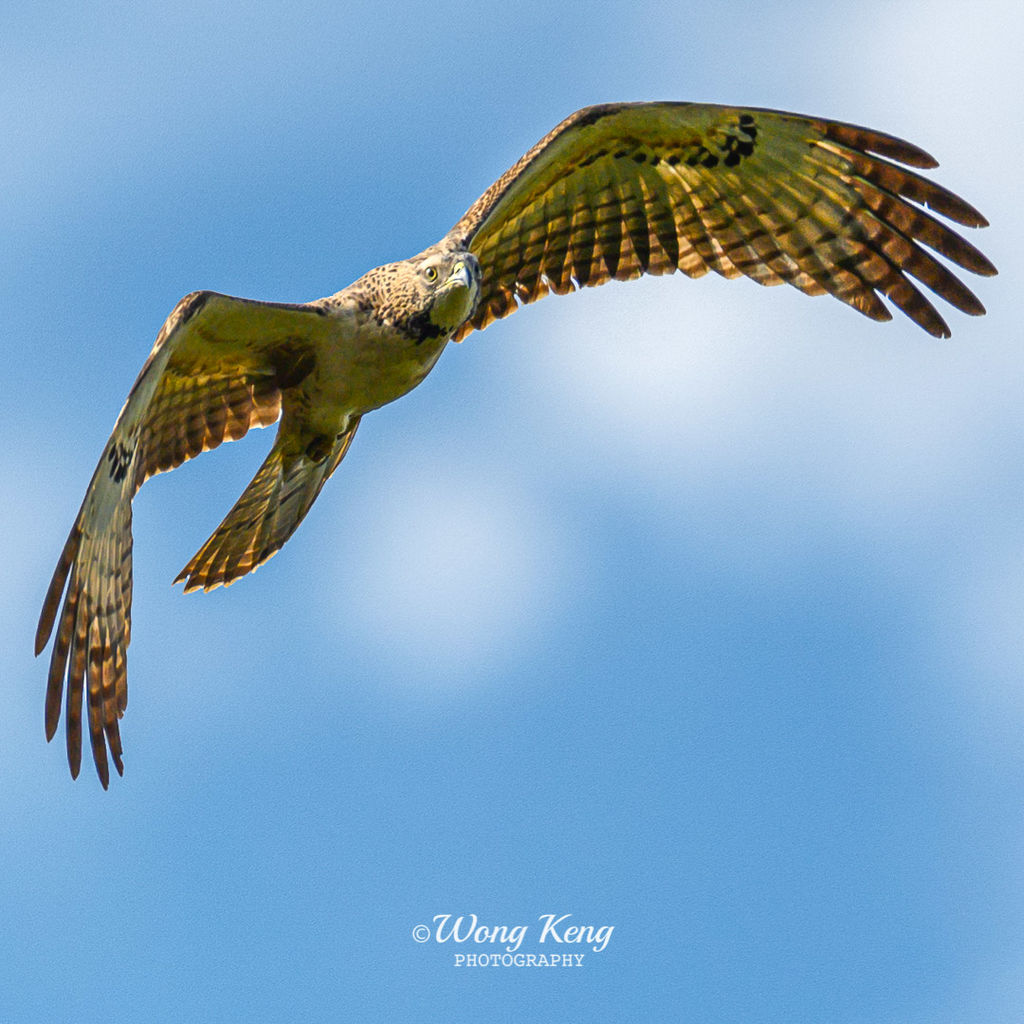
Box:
(35, 291, 334, 786)
(446, 102, 995, 340)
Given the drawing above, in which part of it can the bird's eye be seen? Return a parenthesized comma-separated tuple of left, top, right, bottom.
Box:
(424, 266, 439, 283)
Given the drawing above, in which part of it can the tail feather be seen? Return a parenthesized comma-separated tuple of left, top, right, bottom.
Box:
(177, 443, 287, 591)
(175, 417, 360, 593)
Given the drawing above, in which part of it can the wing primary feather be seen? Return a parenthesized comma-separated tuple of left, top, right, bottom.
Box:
(65, 595, 87, 781)
(842, 172, 997, 277)
(45, 577, 77, 742)
(811, 139, 989, 227)
(86, 618, 110, 789)
(821, 120, 939, 169)
(36, 523, 82, 657)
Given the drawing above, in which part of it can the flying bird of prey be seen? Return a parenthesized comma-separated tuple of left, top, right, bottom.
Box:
(36, 101, 995, 786)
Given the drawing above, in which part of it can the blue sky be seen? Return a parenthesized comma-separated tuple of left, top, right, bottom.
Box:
(2, 1, 1022, 1020)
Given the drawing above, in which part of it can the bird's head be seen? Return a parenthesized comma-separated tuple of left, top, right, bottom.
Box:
(412, 249, 482, 337)
(353, 248, 481, 346)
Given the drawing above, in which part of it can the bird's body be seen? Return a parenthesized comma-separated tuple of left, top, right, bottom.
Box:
(35, 101, 995, 786)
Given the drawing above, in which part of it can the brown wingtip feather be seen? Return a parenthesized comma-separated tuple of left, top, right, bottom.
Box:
(44, 681, 61, 743)
(40, 484, 135, 785)
(941, 197, 991, 231)
(824, 120, 939, 169)
(35, 524, 82, 657)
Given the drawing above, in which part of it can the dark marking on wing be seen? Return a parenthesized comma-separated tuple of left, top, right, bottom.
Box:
(268, 340, 317, 389)
(686, 144, 719, 169)
(106, 441, 134, 483)
(177, 290, 210, 328)
(571, 105, 621, 131)
(680, 115, 757, 169)
(719, 113, 759, 167)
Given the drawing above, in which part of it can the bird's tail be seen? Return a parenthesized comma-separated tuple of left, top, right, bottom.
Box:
(174, 416, 361, 593)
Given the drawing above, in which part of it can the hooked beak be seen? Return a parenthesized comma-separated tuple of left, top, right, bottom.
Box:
(428, 256, 480, 339)
(446, 259, 472, 289)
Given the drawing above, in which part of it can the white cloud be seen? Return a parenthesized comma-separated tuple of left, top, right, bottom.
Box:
(938, 542, 1024, 738)
(329, 459, 570, 692)
(514, 274, 1007, 527)
(904, 950, 1024, 1024)
(485, 219, 1024, 693)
